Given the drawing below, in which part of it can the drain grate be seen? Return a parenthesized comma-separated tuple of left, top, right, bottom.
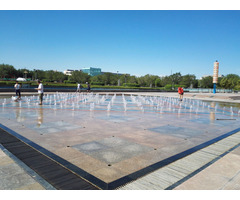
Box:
(0, 128, 99, 190)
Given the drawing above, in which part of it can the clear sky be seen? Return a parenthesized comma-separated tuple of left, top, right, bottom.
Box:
(1, 9, 240, 78)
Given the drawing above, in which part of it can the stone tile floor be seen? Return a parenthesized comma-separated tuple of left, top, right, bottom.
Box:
(0, 92, 240, 189)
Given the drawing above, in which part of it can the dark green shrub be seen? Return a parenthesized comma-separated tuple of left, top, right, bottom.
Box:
(91, 82, 104, 86)
(64, 80, 76, 84)
(123, 83, 140, 87)
(42, 79, 53, 82)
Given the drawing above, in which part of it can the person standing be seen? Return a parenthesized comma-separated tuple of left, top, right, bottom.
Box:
(35, 80, 44, 105)
(14, 81, 21, 101)
(76, 83, 81, 93)
(86, 82, 91, 93)
(178, 87, 184, 101)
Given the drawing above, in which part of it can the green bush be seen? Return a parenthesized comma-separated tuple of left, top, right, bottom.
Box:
(164, 84, 173, 90)
(42, 79, 53, 82)
(91, 82, 104, 86)
(0, 81, 18, 86)
(123, 83, 140, 87)
(164, 84, 185, 90)
(174, 84, 186, 88)
(64, 80, 76, 84)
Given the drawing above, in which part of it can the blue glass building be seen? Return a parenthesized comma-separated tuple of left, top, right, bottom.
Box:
(81, 67, 102, 76)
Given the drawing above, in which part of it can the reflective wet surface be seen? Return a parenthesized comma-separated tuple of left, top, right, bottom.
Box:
(0, 93, 240, 183)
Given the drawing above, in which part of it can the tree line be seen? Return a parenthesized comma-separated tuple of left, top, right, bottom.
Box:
(1, 64, 240, 90)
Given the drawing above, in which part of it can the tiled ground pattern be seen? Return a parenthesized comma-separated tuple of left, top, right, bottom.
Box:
(0, 93, 240, 184)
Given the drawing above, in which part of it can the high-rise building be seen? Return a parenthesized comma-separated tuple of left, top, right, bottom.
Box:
(81, 67, 102, 76)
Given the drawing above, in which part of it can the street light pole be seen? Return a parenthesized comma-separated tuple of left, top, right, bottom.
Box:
(117, 71, 120, 86)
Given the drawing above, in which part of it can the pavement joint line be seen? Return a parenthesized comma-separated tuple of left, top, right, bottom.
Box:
(219, 168, 240, 189)
(119, 131, 240, 190)
(0, 143, 56, 190)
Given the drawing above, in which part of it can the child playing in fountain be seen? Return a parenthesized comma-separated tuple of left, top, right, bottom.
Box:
(178, 87, 184, 101)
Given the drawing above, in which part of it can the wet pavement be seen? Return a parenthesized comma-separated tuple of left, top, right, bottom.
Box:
(0, 92, 240, 189)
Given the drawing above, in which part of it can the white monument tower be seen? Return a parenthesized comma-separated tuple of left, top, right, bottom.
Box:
(213, 60, 219, 94)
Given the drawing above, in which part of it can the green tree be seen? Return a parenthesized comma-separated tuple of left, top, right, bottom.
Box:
(145, 74, 159, 87)
(0, 64, 17, 78)
(0, 65, 7, 78)
(161, 76, 172, 86)
(90, 73, 117, 85)
(90, 75, 102, 84)
(199, 76, 213, 88)
(155, 78, 162, 87)
(33, 69, 46, 81)
(16, 68, 31, 79)
(180, 74, 197, 88)
(136, 76, 146, 87)
(128, 75, 138, 84)
(217, 76, 223, 87)
(102, 72, 117, 85)
(70, 71, 90, 83)
(45, 70, 55, 81)
(235, 80, 240, 90)
(219, 74, 240, 89)
(220, 78, 231, 89)
(225, 74, 240, 80)
(225, 74, 240, 89)
(170, 72, 182, 85)
(118, 74, 131, 86)
(136, 74, 159, 87)
(54, 71, 67, 83)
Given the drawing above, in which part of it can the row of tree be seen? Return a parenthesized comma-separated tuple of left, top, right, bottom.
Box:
(1, 64, 240, 90)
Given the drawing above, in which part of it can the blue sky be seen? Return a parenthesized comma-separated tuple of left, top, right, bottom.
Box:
(1, 10, 240, 78)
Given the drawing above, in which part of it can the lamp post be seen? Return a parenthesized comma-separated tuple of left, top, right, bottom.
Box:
(34, 69, 37, 80)
(117, 71, 120, 86)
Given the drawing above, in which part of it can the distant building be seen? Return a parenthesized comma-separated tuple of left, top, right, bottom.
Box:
(64, 67, 128, 77)
(81, 67, 102, 76)
(63, 69, 75, 76)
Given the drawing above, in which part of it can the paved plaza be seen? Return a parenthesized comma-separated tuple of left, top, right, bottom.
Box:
(0, 92, 240, 189)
